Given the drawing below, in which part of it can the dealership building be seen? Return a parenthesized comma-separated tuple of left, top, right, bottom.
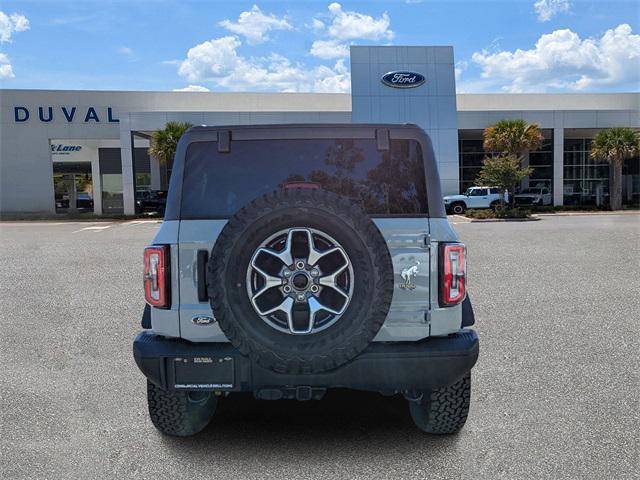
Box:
(1, 45, 638, 216)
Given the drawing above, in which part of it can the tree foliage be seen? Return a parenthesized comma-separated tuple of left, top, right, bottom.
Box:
(590, 128, 639, 164)
(148, 121, 193, 165)
(483, 119, 544, 158)
(476, 156, 533, 208)
(590, 127, 640, 210)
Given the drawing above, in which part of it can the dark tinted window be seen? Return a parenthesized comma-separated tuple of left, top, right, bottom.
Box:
(489, 188, 499, 194)
(180, 138, 427, 218)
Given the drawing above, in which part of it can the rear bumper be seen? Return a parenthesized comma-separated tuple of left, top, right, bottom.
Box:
(133, 329, 479, 394)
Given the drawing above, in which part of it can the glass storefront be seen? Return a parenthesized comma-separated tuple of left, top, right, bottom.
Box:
(459, 129, 553, 195)
(563, 138, 610, 206)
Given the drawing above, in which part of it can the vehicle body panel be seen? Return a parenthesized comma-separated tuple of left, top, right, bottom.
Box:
(149, 124, 464, 344)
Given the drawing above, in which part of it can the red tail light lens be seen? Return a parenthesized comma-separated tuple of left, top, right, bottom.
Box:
(144, 245, 170, 308)
(440, 243, 466, 306)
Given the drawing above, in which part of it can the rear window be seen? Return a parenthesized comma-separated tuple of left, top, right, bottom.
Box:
(180, 138, 427, 218)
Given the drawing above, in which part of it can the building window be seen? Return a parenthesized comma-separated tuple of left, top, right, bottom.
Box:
(99, 148, 124, 214)
(528, 134, 553, 192)
(458, 134, 490, 193)
(563, 138, 610, 206)
(134, 147, 152, 192)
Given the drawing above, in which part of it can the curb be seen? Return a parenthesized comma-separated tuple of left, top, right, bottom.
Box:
(535, 211, 639, 217)
(466, 217, 541, 223)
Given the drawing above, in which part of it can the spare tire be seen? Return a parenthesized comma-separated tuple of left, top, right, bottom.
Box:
(206, 189, 393, 374)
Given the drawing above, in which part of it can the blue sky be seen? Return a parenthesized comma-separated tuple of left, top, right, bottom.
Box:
(0, 0, 638, 93)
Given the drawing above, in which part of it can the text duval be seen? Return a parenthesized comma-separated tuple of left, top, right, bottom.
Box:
(14, 106, 119, 123)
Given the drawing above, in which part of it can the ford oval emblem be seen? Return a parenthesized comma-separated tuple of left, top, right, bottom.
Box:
(381, 71, 426, 89)
(191, 315, 216, 326)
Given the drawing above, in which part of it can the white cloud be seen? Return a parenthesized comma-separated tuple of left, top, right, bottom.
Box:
(178, 36, 243, 82)
(308, 3, 393, 59)
(0, 52, 14, 79)
(219, 5, 291, 45)
(177, 35, 350, 93)
(118, 46, 133, 56)
(310, 39, 349, 60)
(471, 24, 640, 92)
(533, 0, 571, 22)
(0, 11, 29, 43)
(454, 60, 468, 81)
(173, 85, 210, 92)
(323, 3, 393, 41)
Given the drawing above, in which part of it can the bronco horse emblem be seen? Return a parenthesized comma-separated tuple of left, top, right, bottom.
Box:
(400, 261, 420, 290)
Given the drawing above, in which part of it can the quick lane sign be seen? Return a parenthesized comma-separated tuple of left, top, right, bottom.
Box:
(381, 71, 426, 89)
(14, 106, 119, 123)
(51, 144, 82, 155)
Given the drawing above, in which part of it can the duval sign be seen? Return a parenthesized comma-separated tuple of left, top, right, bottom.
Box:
(381, 71, 426, 89)
(13, 106, 119, 123)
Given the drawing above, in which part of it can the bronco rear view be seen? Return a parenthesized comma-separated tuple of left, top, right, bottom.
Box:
(133, 124, 479, 437)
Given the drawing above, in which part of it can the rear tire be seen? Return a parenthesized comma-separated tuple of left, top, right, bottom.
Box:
(147, 381, 218, 437)
(450, 202, 466, 215)
(409, 373, 471, 434)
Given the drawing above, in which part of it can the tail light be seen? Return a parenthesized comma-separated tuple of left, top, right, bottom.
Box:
(439, 243, 466, 306)
(144, 245, 171, 308)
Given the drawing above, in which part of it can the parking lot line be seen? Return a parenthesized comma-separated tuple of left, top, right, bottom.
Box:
(72, 225, 112, 233)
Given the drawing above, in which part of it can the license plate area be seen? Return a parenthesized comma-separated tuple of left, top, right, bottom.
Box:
(172, 356, 234, 390)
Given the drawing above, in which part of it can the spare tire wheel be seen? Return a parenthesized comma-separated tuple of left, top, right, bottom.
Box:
(206, 189, 394, 374)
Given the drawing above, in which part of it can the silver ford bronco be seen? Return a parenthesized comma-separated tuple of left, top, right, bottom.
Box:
(133, 124, 478, 437)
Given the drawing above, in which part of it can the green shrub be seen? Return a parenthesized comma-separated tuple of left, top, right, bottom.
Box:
(465, 209, 497, 219)
(465, 208, 531, 219)
(500, 208, 531, 218)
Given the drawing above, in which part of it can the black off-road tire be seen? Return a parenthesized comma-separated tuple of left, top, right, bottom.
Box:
(409, 373, 471, 434)
(147, 381, 218, 437)
(450, 202, 466, 215)
(206, 189, 394, 375)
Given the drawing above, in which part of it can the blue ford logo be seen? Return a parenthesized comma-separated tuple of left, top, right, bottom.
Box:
(381, 71, 426, 89)
(191, 315, 216, 326)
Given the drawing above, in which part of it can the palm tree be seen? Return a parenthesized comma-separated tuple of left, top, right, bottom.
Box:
(483, 119, 544, 207)
(590, 127, 640, 210)
(483, 119, 544, 158)
(148, 121, 193, 166)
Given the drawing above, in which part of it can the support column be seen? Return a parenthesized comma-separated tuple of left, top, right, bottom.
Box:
(553, 127, 564, 206)
(120, 117, 136, 215)
(91, 150, 102, 215)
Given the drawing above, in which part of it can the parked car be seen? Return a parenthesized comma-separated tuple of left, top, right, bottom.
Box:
(76, 193, 94, 209)
(443, 186, 506, 214)
(136, 190, 167, 215)
(514, 187, 552, 206)
(133, 124, 478, 437)
(55, 192, 93, 210)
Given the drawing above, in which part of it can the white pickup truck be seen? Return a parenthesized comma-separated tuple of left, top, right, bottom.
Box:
(514, 187, 552, 206)
(443, 187, 506, 214)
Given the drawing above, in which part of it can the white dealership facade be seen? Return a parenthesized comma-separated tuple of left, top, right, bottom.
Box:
(1, 45, 638, 216)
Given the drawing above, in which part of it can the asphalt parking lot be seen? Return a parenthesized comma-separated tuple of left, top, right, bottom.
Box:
(1, 214, 638, 479)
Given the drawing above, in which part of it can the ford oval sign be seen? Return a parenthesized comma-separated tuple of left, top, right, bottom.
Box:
(381, 71, 425, 89)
